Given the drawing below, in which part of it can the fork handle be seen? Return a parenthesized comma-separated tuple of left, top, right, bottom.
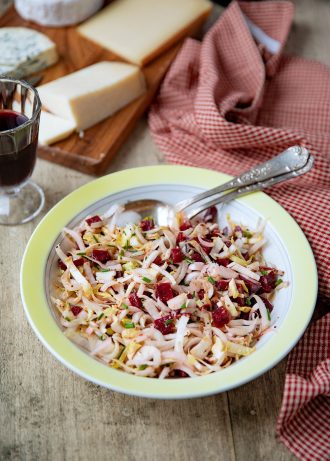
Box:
(176, 146, 309, 213)
(186, 154, 314, 220)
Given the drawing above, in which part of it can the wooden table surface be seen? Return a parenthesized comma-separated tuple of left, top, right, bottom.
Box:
(1, 1, 329, 460)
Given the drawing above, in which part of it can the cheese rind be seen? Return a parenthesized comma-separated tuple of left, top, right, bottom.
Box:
(0, 27, 58, 79)
(15, 0, 103, 27)
(37, 61, 146, 131)
(0, 0, 13, 17)
(78, 0, 212, 66)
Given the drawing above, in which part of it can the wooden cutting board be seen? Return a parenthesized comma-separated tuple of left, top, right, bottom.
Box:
(0, 6, 208, 175)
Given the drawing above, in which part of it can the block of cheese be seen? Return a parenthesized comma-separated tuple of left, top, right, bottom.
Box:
(78, 0, 212, 66)
(0, 27, 58, 79)
(37, 61, 146, 130)
(15, 0, 103, 27)
(38, 111, 77, 145)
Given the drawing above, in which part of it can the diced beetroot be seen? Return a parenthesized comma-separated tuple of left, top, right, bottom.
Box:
(73, 257, 84, 267)
(86, 215, 102, 226)
(216, 280, 229, 291)
(153, 255, 163, 266)
(175, 370, 189, 378)
(217, 258, 231, 267)
(197, 289, 205, 300)
(241, 277, 261, 294)
(201, 304, 211, 311)
(71, 305, 82, 316)
(211, 227, 221, 237)
(140, 218, 154, 231)
(155, 283, 174, 303)
(260, 296, 274, 312)
(58, 259, 67, 270)
(234, 297, 245, 307)
(191, 252, 204, 262)
(154, 314, 175, 335)
(234, 226, 242, 234)
(224, 240, 232, 248)
(176, 232, 187, 244)
(171, 247, 183, 264)
(212, 306, 230, 328)
(222, 226, 229, 236)
(204, 206, 217, 222)
(237, 283, 245, 294)
(187, 293, 193, 299)
(91, 249, 111, 263)
(179, 221, 192, 231)
(260, 271, 277, 293)
(194, 236, 212, 254)
(128, 292, 142, 308)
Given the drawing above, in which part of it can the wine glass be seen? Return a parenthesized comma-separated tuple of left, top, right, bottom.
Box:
(0, 77, 44, 225)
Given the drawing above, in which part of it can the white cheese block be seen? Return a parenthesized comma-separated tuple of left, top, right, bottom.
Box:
(0, 0, 12, 17)
(0, 27, 58, 79)
(38, 111, 77, 145)
(78, 0, 212, 66)
(15, 0, 103, 27)
(37, 61, 146, 131)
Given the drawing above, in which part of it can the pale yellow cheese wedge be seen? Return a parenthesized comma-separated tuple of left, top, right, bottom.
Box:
(38, 111, 76, 145)
(37, 61, 146, 130)
(78, 0, 212, 66)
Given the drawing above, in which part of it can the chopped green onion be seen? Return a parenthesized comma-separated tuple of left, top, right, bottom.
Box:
(207, 276, 216, 285)
(165, 318, 174, 326)
(76, 252, 86, 256)
(122, 303, 129, 310)
(97, 313, 104, 320)
(185, 257, 194, 264)
(180, 304, 187, 310)
(246, 298, 252, 306)
(123, 321, 135, 329)
(260, 270, 268, 275)
(119, 250, 124, 257)
(243, 230, 252, 238)
(64, 317, 71, 322)
(266, 309, 271, 321)
(142, 277, 152, 283)
(275, 278, 283, 287)
(92, 234, 99, 243)
(100, 268, 111, 272)
(138, 364, 147, 370)
(98, 334, 105, 341)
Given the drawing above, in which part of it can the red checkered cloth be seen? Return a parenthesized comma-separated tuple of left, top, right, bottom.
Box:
(148, 1, 330, 459)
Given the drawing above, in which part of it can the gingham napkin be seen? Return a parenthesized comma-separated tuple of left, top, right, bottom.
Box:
(148, 1, 330, 459)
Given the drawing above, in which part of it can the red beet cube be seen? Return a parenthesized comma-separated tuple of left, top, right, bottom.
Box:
(191, 252, 204, 262)
(197, 289, 205, 300)
(216, 280, 229, 291)
(153, 255, 163, 266)
(154, 314, 175, 335)
(91, 249, 111, 263)
(140, 218, 154, 231)
(241, 277, 261, 294)
(155, 283, 174, 303)
(86, 215, 102, 226)
(73, 257, 84, 267)
(171, 247, 183, 264)
(58, 259, 67, 270)
(204, 206, 218, 222)
(176, 232, 187, 244)
(260, 296, 274, 312)
(217, 258, 231, 267)
(212, 306, 230, 328)
(179, 221, 192, 231)
(128, 292, 142, 308)
(71, 305, 82, 316)
(175, 370, 189, 378)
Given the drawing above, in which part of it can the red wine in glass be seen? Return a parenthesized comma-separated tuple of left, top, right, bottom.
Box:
(0, 109, 38, 188)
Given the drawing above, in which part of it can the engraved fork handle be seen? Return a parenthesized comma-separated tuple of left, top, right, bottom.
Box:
(176, 146, 309, 213)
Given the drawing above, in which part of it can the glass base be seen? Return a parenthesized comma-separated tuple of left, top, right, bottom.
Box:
(0, 181, 45, 225)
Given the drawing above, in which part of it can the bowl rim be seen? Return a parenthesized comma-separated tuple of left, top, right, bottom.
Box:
(20, 165, 318, 399)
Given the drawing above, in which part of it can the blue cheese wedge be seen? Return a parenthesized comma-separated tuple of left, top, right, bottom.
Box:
(37, 61, 146, 131)
(0, 27, 58, 79)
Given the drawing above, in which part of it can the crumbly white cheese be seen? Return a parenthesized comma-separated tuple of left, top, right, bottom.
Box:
(78, 0, 212, 66)
(0, 27, 58, 79)
(15, 0, 103, 27)
(0, 0, 12, 17)
(37, 61, 146, 130)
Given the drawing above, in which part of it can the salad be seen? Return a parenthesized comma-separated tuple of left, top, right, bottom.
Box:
(53, 205, 286, 378)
